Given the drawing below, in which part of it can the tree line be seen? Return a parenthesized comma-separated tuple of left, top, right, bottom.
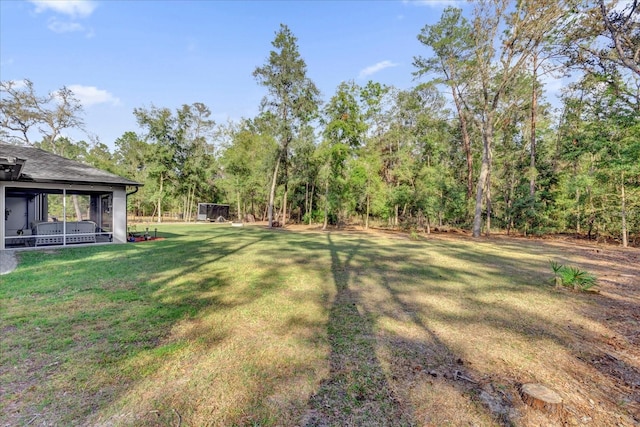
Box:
(2, 0, 638, 246)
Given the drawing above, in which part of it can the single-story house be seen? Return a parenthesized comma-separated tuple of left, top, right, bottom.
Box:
(1, 143, 141, 250)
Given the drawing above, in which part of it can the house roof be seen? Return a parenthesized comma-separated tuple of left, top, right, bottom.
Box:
(0, 143, 141, 187)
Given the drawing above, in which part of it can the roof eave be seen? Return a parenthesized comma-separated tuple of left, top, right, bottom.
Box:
(3, 177, 142, 187)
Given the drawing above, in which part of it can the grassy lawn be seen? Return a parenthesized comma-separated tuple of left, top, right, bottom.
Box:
(1, 224, 637, 426)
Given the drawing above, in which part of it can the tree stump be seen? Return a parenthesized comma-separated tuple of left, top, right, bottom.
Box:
(519, 383, 563, 415)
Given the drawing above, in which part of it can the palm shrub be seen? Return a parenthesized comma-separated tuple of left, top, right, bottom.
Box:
(550, 260, 597, 292)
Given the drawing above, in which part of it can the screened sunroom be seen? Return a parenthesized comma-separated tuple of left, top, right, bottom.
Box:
(1, 144, 140, 250)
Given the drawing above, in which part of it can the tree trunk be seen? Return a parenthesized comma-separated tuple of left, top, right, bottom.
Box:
(150, 205, 157, 224)
(72, 195, 83, 221)
(530, 50, 538, 204)
(305, 182, 309, 221)
(184, 195, 188, 222)
(394, 204, 399, 228)
(157, 174, 163, 224)
(281, 188, 288, 227)
(472, 129, 492, 237)
(365, 193, 370, 230)
(439, 190, 444, 227)
(506, 169, 515, 235)
(188, 188, 192, 221)
(280, 131, 290, 227)
(188, 186, 193, 222)
(309, 184, 316, 225)
(621, 172, 628, 248)
(184, 190, 189, 222)
(485, 192, 492, 236)
(485, 169, 492, 236)
(268, 155, 281, 228)
(452, 87, 473, 200)
(322, 179, 329, 230)
(191, 185, 196, 221)
(576, 188, 581, 234)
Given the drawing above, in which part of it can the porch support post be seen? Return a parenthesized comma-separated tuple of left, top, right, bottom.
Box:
(112, 188, 127, 243)
(1, 184, 6, 250)
(63, 188, 67, 246)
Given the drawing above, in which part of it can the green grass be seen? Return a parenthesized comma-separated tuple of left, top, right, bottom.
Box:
(0, 224, 627, 426)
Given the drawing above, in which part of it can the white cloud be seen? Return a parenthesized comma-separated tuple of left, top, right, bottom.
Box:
(29, 1, 97, 36)
(358, 60, 399, 79)
(68, 85, 121, 107)
(4, 79, 28, 89)
(29, 0, 97, 18)
(47, 18, 84, 33)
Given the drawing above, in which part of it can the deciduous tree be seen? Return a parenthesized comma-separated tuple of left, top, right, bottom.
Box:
(0, 79, 84, 151)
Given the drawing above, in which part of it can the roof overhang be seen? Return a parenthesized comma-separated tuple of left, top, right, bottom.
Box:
(0, 156, 26, 181)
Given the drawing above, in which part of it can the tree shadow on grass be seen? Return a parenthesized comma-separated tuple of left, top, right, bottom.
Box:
(265, 227, 639, 425)
(366, 233, 640, 425)
(303, 233, 414, 426)
(281, 229, 581, 425)
(0, 227, 273, 426)
(6, 226, 636, 425)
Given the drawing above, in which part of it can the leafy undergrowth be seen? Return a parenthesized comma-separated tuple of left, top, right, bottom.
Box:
(1, 224, 638, 426)
(550, 260, 598, 292)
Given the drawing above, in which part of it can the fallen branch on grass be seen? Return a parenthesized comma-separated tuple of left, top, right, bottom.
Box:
(25, 414, 40, 426)
(453, 370, 478, 384)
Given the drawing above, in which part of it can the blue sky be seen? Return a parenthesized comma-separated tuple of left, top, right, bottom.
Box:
(1, 0, 473, 149)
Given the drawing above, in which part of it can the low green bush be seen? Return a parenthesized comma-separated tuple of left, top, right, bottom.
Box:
(550, 260, 597, 292)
